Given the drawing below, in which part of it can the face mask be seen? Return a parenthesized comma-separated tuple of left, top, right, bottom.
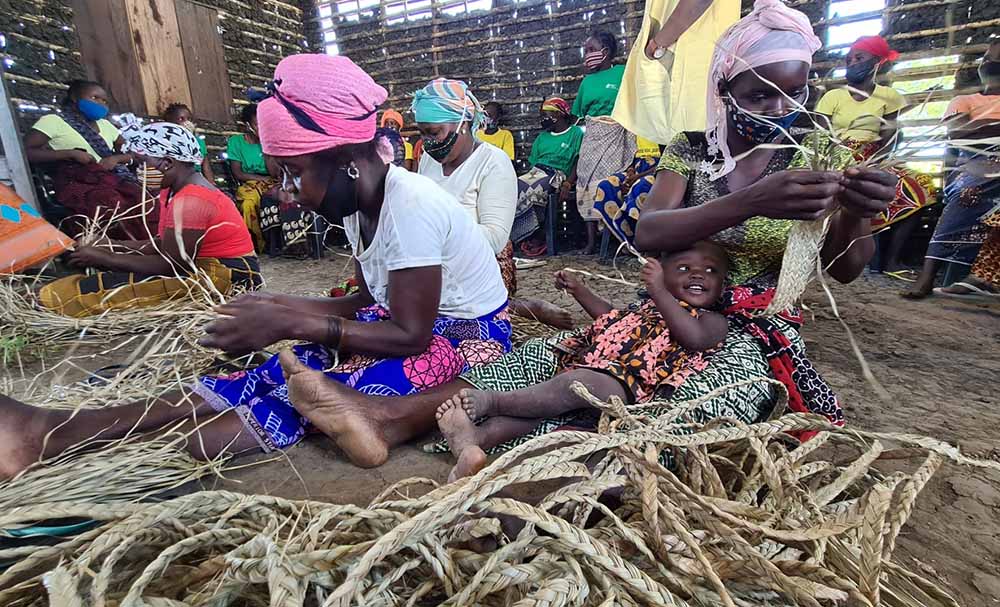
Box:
(77, 98, 109, 121)
(181, 120, 197, 133)
(584, 49, 607, 72)
(323, 164, 359, 220)
(845, 58, 878, 85)
(979, 60, 1000, 85)
(540, 116, 558, 130)
(727, 96, 801, 144)
(422, 130, 459, 162)
(483, 116, 497, 130)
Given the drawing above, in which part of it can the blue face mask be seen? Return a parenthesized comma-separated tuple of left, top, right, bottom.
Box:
(77, 98, 109, 121)
(726, 95, 804, 144)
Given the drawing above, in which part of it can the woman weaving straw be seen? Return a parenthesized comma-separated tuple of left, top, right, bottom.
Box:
(37, 123, 262, 318)
(24, 79, 152, 239)
(0, 54, 512, 476)
(413, 78, 574, 329)
(166, 0, 894, 472)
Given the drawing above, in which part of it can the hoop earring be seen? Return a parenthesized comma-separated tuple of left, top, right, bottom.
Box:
(347, 163, 360, 180)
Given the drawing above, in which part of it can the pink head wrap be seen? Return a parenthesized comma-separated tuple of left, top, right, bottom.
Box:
(257, 54, 389, 158)
(704, 0, 822, 180)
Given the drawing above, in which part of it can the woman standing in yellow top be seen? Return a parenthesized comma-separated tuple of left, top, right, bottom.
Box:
(817, 35, 936, 275)
(477, 101, 515, 161)
(612, 0, 740, 145)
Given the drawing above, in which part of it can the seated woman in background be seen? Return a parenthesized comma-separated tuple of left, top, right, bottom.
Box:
(905, 40, 1000, 299)
(24, 79, 151, 239)
(477, 101, 515, 161)
(816, 35, 936, 277)
(38, 122, 261, 318)
(227, 103, 277, 250)
(413, 78, 573, 329)
(512, 98, 583, 257)
(0, 55, 513, 476)
(594, 135, 662, 246)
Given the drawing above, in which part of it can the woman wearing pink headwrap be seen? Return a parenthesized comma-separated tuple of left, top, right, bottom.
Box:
(0, 54, 513, 475)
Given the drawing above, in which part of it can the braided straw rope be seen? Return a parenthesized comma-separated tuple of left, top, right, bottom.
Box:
(1, 380, 996, 607)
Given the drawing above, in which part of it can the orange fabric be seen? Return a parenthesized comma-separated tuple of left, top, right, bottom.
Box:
(946, 94, 1000, 121)
(0, 184, 74, 274)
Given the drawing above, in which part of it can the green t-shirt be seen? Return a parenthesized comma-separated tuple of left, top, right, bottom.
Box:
(571, 64, 625, 118)
(194, 136, 208, 173)
(226, 134, 267, 176)
(528, 126, 584, 174)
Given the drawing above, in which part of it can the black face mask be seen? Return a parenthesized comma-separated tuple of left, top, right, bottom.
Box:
(979, 60, 1000, 86)
(540, 116, 557, 130)
(845, 58, 878, 85)
(422, 130, 459, 162)
(318, 165, 358, 222)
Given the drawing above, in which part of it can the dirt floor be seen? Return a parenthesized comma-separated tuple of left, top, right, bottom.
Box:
(11, 249, 1000, 604)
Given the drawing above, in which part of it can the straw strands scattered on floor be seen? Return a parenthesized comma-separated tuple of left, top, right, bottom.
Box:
(2, 382, 996, 607)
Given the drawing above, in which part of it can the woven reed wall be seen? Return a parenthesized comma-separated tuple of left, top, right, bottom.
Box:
(331, 0, 996, 164)
(0, 0, 321, 156)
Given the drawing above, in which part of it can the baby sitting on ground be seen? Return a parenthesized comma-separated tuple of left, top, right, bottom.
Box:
(436, 240, 730, 481)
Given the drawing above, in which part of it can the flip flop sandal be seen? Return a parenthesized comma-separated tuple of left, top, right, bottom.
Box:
(933, 282, 1000, 304)
(884, 270, 916, 282)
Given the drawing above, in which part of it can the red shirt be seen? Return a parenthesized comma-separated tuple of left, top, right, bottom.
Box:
(157, 184, 255, 259)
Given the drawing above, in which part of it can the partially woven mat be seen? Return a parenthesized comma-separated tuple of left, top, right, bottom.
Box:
(2, 382, 995, 607)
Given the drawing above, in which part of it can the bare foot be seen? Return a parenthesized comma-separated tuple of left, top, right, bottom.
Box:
(513, 298, 575, 330)
(280, 350, 389, 468)
(436, 393, 490, 482)
(0, 395, 49, 479)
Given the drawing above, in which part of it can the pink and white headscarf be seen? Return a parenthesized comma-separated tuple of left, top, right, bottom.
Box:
(257, 54, 390, 159)
(704, 0, 822, 180)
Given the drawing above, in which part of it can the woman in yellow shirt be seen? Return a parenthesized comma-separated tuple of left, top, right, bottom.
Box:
(477, 101, 515, 161)
(816, 35, 936, 276)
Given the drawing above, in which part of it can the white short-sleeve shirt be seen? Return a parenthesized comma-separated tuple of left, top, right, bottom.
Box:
(417, 142, 517, 255)
(343, 165, 509, 319)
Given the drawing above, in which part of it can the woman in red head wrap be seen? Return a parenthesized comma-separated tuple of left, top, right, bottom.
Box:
(816, 35, 936, 277)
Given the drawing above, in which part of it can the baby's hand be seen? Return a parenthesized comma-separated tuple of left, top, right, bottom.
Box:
(640, 258, 666, 293)
(554, 270, 583, 294)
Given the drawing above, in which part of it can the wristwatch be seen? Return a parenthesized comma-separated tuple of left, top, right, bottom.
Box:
(652, 45, 667, 60)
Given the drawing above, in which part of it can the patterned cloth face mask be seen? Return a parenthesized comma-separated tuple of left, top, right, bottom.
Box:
(725, 93, 805, 144)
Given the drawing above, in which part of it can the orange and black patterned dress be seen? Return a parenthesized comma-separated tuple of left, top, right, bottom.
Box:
(554, 299, 714, 402)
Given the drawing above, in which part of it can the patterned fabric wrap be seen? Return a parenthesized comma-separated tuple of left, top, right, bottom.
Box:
(259, 192, 313, 251)
(52, 163, 153, 240)
(722, 285, 842, 441)
(541, 98, 571, 115)
(411, 78, 484, 134)
(556, 299, 712, 402)
(236, 179, 278, 251)
(512, 165, 564, 243)
(496, 240, 518, 296)
(194, 302, 513, 452)
(925, 156, 1000, 266)
(970, 212, 1000, 286)
(593, 155, 660, 243)
(575, 117, 637, 220)
(38, 256, 262, 318)
(847, 140, 937, 232)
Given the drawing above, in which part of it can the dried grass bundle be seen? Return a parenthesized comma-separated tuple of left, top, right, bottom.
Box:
(0, 382, 994, 607)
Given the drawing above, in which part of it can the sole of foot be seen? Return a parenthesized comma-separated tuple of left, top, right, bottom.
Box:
(280, 350, 389, 468)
